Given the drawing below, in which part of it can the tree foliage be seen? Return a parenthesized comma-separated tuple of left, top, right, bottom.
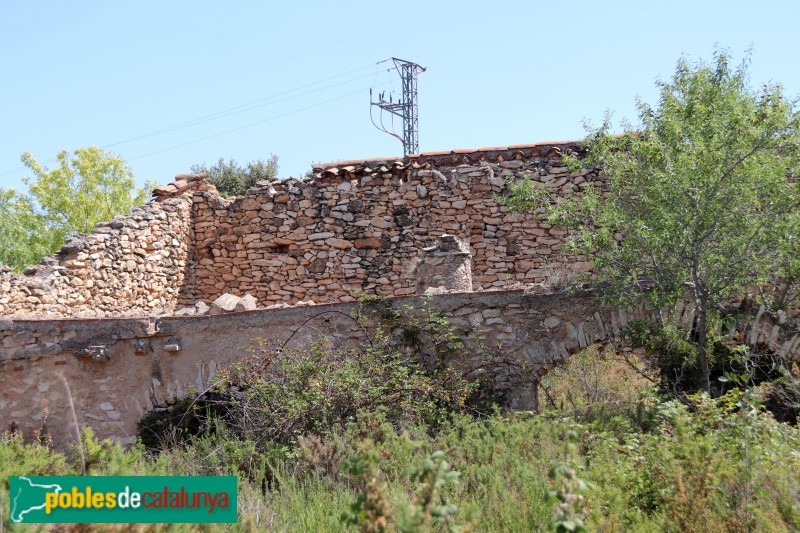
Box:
(0, 189, 60, 271)
(190, 155, 279, 197)
(0, 147, 152, 271)
(21, 146, 151, 236)
(516, 51, 800, 393)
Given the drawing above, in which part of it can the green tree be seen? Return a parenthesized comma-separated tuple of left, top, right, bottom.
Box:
(21, 146, 151, 236)
(190, 155, 279, 197)
(517, 51, 800, 393)
(0, 147, 152, 271)
(0, 189, 60, 271)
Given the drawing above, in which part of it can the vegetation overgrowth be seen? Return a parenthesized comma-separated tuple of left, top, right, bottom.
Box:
(504, 49, 800, 395)
(3, 297, 800, 532)
(1, 147, 154, 271)
(190, 155, 279, 197)
(2, 348, 800, 532)
(2, 49, 799, 531)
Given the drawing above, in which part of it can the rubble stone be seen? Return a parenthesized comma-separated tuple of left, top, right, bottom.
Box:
(0, 141, 600, 318)
(210, 294, 242, 315)
(234, 294, 258, 312)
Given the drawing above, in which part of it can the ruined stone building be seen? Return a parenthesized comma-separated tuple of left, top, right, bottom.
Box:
(1, 141, 797, 448)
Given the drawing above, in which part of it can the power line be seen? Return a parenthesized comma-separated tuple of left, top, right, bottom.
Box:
(101, 71, 379, 149)
(128, 80, 393, 162)
(0, 61, 382, 179)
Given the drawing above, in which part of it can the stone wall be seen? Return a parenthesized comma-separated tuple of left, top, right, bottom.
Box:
(0, 141, 598, 317)
(3, 289, 797, 450)
(180, 142, 597, 307)
(415, 235, 473, 294)
(0, 289, 615, 448)
(0, 196, 194, 318)
(3, 140, 798, 453)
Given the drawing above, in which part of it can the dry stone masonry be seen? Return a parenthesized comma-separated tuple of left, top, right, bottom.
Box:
(416, 235, 473, 295)
(2, 140, 798, 449)
(1, 141, 597, 317)
(182, 142, 597, 307)
(0, 197, 193, 317)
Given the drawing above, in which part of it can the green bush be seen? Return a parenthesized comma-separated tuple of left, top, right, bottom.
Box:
(0, 431, 74, 483)
(584, 390, 800, 531)
(541, 344, 661, 435)
(3, 396, 800, 531)
(191, 155, 279, 197)
(139, 296, 531, 452)
(224, 334, 474, 448)
(5, 301, 798, 531)
(137, 392, 233, 450)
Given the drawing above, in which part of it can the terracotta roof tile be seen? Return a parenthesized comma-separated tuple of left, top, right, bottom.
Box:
(313, 156, 398, 169)
(311, 140, 585, 179)
(508, 141, 572, 149)
(417, 150, 450, 157)
(152, 172, 209, 200)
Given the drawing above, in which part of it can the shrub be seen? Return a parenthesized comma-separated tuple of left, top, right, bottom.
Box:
(342, 442, 470, 533)
(224, 331, 475, 448)
(191, 155, 279, 197)
(137, 392, 233, 450)
(139, 295, 537, 451)
(0, 431, 74, 483)
(584, 390, 800, 531)
(624, 317, 794, 404)
(541, 344, 660, 434)
(759, 367, 800, 424)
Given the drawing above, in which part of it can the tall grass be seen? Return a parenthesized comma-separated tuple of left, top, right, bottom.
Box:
(3, 341, 800, 531)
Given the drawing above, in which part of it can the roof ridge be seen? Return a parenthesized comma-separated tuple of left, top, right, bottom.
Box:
(313, 140, 584, 171)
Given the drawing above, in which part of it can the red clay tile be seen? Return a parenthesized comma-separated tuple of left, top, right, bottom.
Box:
(311, 140, 585, 175)
(416, 150, 450, 157)
(314, 156, 397, 169)
(509, 141, 575, 149)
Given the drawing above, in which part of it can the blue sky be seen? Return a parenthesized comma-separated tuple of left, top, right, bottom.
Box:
(1, 1, 798, 193)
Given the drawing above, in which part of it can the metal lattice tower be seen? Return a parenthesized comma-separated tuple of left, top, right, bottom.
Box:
(370, 58, 426, 156)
